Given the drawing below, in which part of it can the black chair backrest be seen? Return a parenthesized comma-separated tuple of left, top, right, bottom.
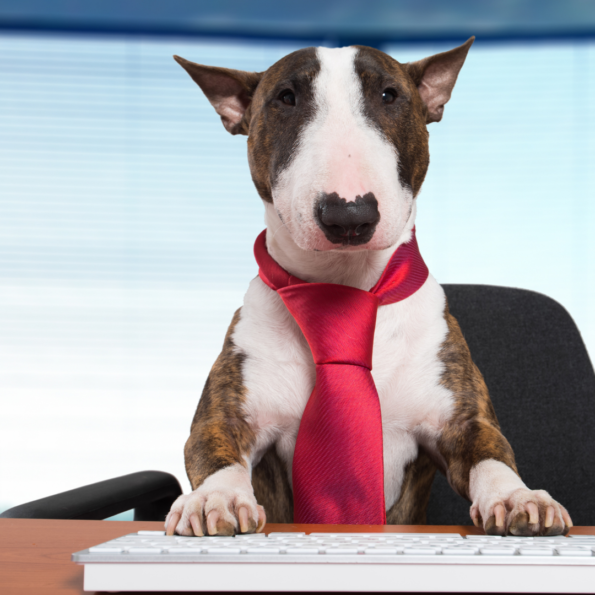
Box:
(427, 285, 595, 526)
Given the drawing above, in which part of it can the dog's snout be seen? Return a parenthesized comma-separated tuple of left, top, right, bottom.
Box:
(315, 192, 380, 246)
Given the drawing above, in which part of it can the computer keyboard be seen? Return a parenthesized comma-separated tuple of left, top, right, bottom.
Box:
(73, 530, 595, 593)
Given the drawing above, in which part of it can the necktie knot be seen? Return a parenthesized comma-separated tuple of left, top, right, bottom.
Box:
(279, 284, 378, 369)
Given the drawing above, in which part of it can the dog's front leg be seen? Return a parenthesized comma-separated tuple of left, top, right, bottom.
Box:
(437, 307, 572, 536)
(165, 310, 266, 536)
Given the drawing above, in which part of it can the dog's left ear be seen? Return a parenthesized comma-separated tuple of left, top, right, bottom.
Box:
(405, 37, 474, 124)
(174, 55, 263, 135)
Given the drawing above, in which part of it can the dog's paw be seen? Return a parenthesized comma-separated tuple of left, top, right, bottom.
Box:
(164, 464, 266, 536)
(471, 487, 573, 536)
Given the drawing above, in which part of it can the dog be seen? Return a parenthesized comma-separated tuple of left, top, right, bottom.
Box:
(165, 38, 572, 537)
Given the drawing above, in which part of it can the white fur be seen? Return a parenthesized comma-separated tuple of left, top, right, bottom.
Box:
(469, 459, 527, 518)
(167, 463, 258, 534)
(271, 46, 413, 253)
(469, 459, 567, 530)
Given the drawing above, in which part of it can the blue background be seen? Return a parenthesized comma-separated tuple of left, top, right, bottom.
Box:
(0, 2, 593, 516)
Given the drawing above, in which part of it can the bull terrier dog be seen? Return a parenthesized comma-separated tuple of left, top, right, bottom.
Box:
(165, 38, 572, 537)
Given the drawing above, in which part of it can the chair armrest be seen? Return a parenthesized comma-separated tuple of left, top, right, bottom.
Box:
(0, 471, 183, 521)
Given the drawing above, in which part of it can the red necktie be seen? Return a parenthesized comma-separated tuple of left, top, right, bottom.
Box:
(254, 229, 429, 524)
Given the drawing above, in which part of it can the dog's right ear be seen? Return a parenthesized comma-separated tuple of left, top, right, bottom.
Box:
(174, 55, 262, 136)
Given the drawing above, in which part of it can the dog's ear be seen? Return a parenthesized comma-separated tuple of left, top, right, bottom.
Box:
(174, 55, 263, 135)
(405, 37, 474, 124)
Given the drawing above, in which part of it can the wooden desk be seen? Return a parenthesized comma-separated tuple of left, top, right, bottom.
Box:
(1, 519, 594, 595)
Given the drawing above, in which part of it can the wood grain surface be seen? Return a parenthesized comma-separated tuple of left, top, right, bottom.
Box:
(1, 518, 593, 595)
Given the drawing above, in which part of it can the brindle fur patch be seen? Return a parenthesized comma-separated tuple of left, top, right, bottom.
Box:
(438, 303, 518, 500)
(252, 446, 294, 523)
(247, 48, 320, 203)
(354, 47, 430, 197)
(386, 450, 437, 525)
(184, 308, 256, 490)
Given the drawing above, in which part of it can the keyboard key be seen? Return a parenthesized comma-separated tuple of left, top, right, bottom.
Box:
(555, 548, 593, 556)
(443, 548, 478, 556)
(205, 547, 242, 555)
(403, 547, 440, 555)
(364, 547, 402, 555)
(325, 547, 359, 555)
(89, 546, 123, 553)
(137, 531, 165, 536)
(246, 547, 280, 555)
(165, 547, 204, 554)
(480, 547, 517, 556)
(285, 547, 321, 555)
(127, 547, 163, 554)
(518, 548, 555, 556)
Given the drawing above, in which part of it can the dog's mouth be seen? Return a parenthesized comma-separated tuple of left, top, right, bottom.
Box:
(314, 192, 381, 247)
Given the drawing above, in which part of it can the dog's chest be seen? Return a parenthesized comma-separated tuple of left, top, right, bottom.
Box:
(232, 274, 454, 507)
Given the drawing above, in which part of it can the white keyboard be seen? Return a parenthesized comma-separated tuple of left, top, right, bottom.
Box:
(73, 530, 595, 593)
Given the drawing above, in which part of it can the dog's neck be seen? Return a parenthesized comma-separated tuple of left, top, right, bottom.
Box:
(263, 202, 417, 291)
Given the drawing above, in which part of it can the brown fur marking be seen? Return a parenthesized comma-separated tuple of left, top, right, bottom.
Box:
(386, 450, 437, 525)
(248, 47, 320, 203)
(251, 446, 294, 523)
(438, 302, 518, 500)
(354, 47, 430, 197)
(184, 308, 256, 490)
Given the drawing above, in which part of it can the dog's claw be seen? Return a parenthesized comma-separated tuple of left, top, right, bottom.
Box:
(526, 502, 539, 525)
(470, 506, 481, 528)
(256, 505, 266, 533)
(494, 504, 506, 528)
(562, 507, 573, 529)
(207, 510, 220, 535)
(190, 512, 204, 536)
(165, 511, 181, 536)
(238, 507, 250, 533)
(544, 506, 555, 528)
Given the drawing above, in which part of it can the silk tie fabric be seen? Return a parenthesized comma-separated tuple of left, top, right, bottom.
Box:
(254, 228, 429, 524)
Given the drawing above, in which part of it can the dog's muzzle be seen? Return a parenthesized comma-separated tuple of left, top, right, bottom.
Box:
(315, 192, 380, 246)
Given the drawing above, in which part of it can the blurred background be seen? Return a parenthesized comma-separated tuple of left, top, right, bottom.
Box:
(0, 1, 594, 518)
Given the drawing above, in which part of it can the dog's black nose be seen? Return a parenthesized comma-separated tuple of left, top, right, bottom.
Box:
(315, 192, 380, 246)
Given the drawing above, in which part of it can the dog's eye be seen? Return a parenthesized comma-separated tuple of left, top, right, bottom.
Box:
(279, 90, 296, 106)
(382, 89, 397, 104)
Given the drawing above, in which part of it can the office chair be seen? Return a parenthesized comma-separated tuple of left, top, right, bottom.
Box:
(2, 285, 595, 525)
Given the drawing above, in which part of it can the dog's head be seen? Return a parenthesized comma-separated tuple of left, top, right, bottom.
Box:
(175, 40, 473, 253)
